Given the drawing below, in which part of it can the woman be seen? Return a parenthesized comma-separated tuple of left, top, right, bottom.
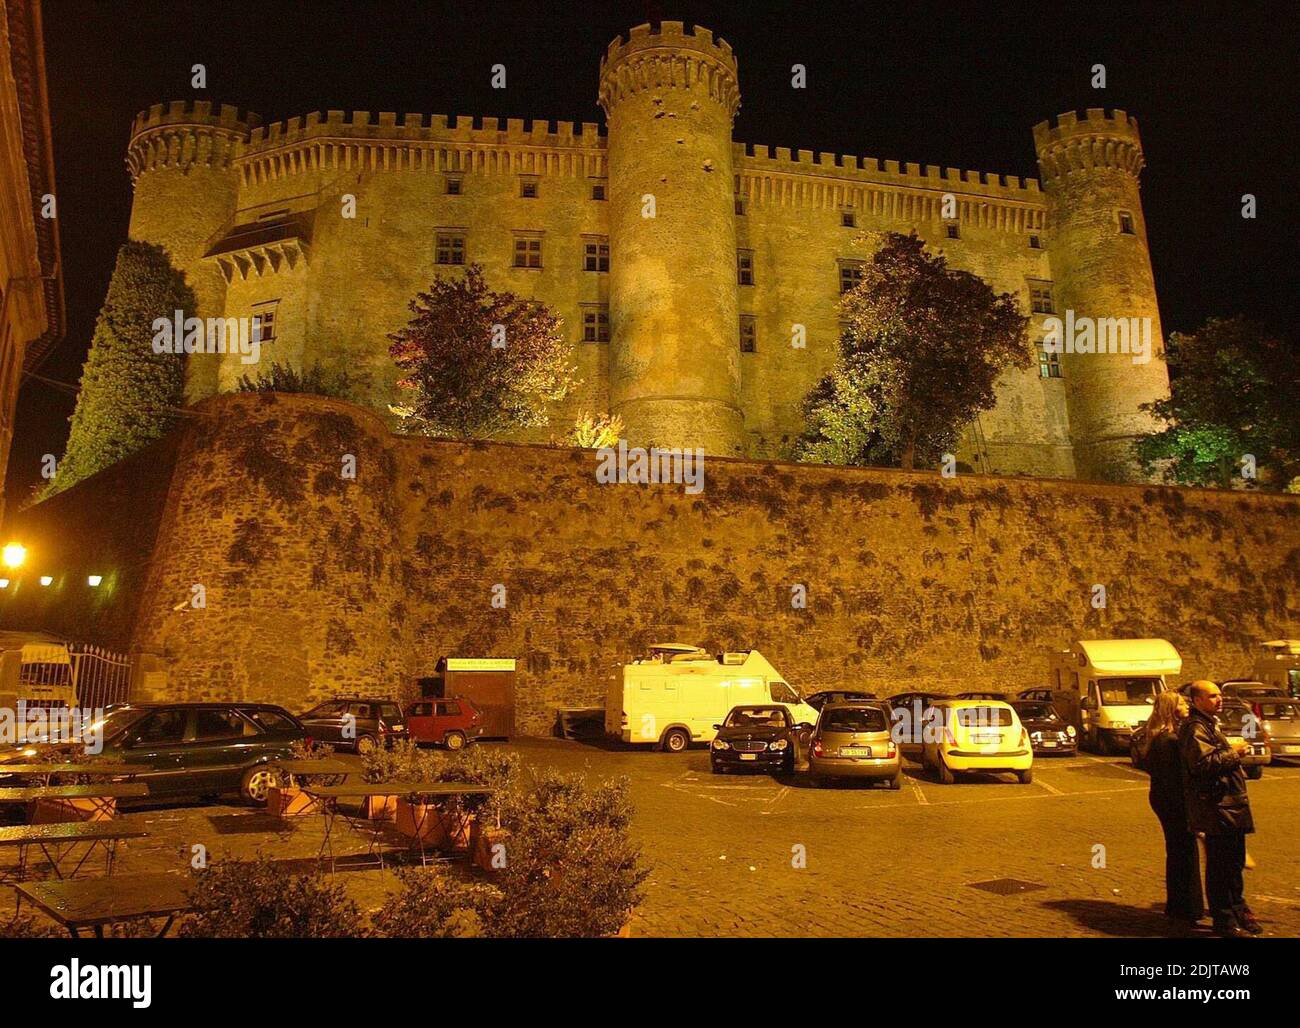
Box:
(1135, 691, 1204, 923)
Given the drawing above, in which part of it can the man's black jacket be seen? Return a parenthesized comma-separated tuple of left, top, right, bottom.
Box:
(1179, 706, 1254, 835)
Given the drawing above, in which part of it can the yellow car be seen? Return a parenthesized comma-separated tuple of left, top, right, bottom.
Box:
(921, 700, 1034, 784)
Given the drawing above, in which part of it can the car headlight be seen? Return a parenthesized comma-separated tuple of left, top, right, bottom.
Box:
(769, 739, 789, 751)
(1066, 725, 1076, 737)
(1030, 731, 1042, 741)
(711, 739, 730, 750)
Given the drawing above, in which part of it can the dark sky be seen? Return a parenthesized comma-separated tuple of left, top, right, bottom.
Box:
(8, 0, 1297, 502)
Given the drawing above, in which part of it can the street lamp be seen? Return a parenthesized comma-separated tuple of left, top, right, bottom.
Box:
(88, 575, 103, 587)
(39, 576, 52, 587)
(2, 543, 26, 568)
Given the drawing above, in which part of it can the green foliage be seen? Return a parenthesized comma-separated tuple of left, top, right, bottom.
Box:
(44, 241, 195, 498)
(236, 361, 359, 400)
(371, 867, 499, 938)
(179, 855, 365, 938)
(793, 232, 1030, 470)
(388, 263, 576, 438)
(1136, 317, 1299, 489)
(0, 914, 59, 938)
(569, 411, 624, 448)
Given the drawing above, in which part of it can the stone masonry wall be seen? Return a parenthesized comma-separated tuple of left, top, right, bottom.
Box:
(4, 393, 1298, 733)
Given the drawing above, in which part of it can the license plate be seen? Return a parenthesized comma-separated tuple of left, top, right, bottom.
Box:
(841, 747, 872, 758)
(1283, 745, 1300, 754)
(1043, 741, 1057, 748)
(972, 735, 1000, 745)
(740, 753, 757, 761)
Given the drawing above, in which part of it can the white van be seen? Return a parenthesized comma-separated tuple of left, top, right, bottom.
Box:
(1048, 638, 1180, 754)
(1254, 639, 1300, 697)
(606, 644, 820, 752)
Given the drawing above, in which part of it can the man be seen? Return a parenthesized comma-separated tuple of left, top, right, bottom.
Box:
(1180, 680, 1260, 937)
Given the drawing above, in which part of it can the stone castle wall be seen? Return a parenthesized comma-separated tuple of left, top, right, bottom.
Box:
(3, 394, 1297, 735)
(120, 24, 1169, 480)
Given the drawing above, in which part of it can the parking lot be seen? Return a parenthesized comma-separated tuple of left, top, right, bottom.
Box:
(15, 738, 1300, 937)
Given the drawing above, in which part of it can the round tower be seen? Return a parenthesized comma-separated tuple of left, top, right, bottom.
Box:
(598, 22, 745, 456)
(1033, 108, 1171, 482)
(126, 101, 257, 403)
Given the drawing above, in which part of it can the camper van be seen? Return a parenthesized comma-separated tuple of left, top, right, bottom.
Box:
(606, 644, 820, 752)
(1253, 639, 1300, 698)
(0, 632, 80, 745)
(1047, 639, 1180, 754)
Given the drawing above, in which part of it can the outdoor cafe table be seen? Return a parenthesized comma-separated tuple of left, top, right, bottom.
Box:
(12, 872, 192, 937)
(305, 782, 496, 871)
(275, 759, 355, 785)
(0, 763, 141, 786)
(0, 821, 148, 890)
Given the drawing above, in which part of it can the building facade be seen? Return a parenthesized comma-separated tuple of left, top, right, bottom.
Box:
(0, 0, 62, 518)
(124, 21, 1169, 480)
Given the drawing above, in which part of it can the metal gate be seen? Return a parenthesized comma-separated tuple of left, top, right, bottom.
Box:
(17, 642, 133, 712)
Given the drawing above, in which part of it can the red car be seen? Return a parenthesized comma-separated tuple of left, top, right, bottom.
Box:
(405, 697, 483, 750)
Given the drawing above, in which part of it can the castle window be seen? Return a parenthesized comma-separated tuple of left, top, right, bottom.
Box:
(735, 197, 747, 216)
(251, 300, 279, 343)
(583, 237, 610, 272)
(841, 210, 856, 228)
(1038, 346, 1063, 379)
(582, 306, 610, 343)
(1028, 279, 1055, 315)
(838, 260, 865, 294)
(513, 234, 543, 269)
(435, 233, 466, 266)
(519, 177, 539, 199)
(945, 223, 960, 239)
(445, 176, 463, 196)
(739, 316, 757, 353)
(1118, 210, 1135, 235)
(1028, 234, 1041, 249)
(591, 181, 607, 201)
(737, 249, 755, 286)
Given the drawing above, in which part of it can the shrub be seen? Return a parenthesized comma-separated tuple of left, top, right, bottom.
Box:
(236, 361, 359, 400)
(0, 915, 59, 938)
(179, 855, 365, 938)
(371, 867, 500, 938)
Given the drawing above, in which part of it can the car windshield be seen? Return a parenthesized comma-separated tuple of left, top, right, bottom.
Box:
(726, 707, 788, 729)
(1014, 703, 1059, 721)
(92, 707, 150, 744)
(1099, 678, 1161, 706)
(821, 707, 888, 733)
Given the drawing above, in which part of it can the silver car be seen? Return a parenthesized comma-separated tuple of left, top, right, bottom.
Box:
(1253, 697, 1300, 762)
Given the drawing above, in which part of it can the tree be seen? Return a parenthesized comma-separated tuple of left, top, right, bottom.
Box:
(1135, 317, 1299, 489)
(388, 264, 576, 438)
(44, 241, 194, 498)
(793, 232, 1030, 471)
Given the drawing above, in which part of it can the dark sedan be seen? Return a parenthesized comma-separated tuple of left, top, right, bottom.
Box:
(805, 690, 877, 711)
(298, 697, 407, 754)
(710, 705, 808, 774)
(1010, 700, 1077, 756)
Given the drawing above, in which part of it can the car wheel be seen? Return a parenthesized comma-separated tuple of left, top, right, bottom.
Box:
(937, 755, 955, 785)
(240, 764, 281, 805)
(1246, 765, 1263, 780)
(355, 734, 379, 756)
(887, 772, 902, 791)
(1017, 768, 1034, 784)
(661, 728, 690, 753)
(444, 730, 467, 751)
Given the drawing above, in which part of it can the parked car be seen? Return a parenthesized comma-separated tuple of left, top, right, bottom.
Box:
(1010, 701, 1077, 756)
(709, 705, 809, 774)
(805, 690, 877, 711)
(1220, 680, 1289, 702)
(885, 692, 941, 763)
(1252, 697, 1300, 762)
(1018, 687, 1054, 702)
(956, 691, 1011, 701)
(920, 700, 1034, 784)
(1220, 698, 1270, 779)
(405, 697, 483, 750)
(808, 702, 901, 788)
(0, 703, 305, 803)
(297, 698, 406, 754)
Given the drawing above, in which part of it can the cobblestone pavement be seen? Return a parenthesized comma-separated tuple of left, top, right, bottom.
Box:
(8, 739, 1300, 937)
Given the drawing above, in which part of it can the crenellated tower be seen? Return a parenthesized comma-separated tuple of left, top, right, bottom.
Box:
(598, 22, 745, 456)
(1034, 109, 1171, 482)
(125, 101, 258, 402)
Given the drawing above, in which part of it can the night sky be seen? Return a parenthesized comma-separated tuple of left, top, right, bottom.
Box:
(8, 0, 1296, 503)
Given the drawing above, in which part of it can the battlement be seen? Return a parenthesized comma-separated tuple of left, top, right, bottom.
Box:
(239, 110, 605, 153)
(737, 143, 1042, 199)
(1032, 108, 1142, 150)
(600, 21, 737, 77)
(129, 100, 261, 140)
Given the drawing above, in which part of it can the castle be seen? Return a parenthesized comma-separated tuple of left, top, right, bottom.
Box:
(123, 21, 1170, 481)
